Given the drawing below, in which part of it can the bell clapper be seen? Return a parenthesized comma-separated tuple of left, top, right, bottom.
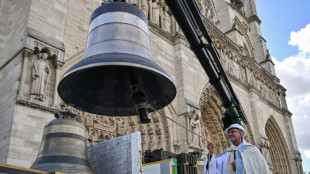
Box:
(130, 84, 151, 124)
(128, 68, 151, 124)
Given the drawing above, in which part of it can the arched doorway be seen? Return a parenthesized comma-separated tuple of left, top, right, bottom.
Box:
(199, 85, 254, 155)
(265, 116, 292, 174)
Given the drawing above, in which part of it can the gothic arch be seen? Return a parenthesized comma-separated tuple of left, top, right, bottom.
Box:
(234, 17, 253, 57)
(265, 116, 292, 174)
(205, 0, 219, 24)
(199, 84, 254, 155)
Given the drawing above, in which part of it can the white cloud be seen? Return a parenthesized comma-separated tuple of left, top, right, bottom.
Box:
(273, 24, 310, 151)
(305, 150, 310, 159)
(289, 23, 310, 54)
(273, 56, 310, 97)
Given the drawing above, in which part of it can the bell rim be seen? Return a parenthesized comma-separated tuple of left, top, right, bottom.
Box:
(63, 61, 173, 86)
(58, 54, 177, 116)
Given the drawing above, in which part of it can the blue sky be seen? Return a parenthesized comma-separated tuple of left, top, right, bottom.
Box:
(255, 0, 310, 172)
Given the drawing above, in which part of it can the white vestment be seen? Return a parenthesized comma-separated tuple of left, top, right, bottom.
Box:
(204, 140, 270, 174)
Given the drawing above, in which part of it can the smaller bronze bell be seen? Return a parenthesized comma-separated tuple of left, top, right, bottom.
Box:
(31, 109, 94, 174)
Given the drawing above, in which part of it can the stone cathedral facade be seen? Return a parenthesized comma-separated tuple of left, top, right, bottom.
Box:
(0, 0, 303, 173)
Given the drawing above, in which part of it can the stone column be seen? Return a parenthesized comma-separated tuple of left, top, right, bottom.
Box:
(185, 113, 190, 144)
(137, 0, 141, 8)
(18, 49, 32, 100)
(148, 0, 152, 21)
(159, 1, 164, 28)
(283, 111, 303, 173)
(52, 61, 63, 107)
(171, 17, 176, 34)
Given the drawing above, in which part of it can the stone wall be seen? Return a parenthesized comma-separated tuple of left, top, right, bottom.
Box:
(28, 0, 67, 45)
(7, 105, 54, 168)
(0, 52, 22, 164)
(0, 0, 30, 68)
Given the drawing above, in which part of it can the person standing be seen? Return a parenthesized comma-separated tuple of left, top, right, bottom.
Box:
(204, 124, 270, 174)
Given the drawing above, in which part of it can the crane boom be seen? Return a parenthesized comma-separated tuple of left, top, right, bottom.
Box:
(164, 0, 248, 129)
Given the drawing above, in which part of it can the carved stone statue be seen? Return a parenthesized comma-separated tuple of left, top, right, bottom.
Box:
(152, 112, 160, 122)
(129, 117, 136, 132)
(206, 8, 212, 19)
(141, 0, 149, 18)
(199, 0, 206, 16)
(116, 118, 127, 136)
(249, 71, 256, 86)
(149, 136, 155, 150)
(139, 124, 147, 151)
(85, 114, 94, 127)
(155, 124, 162, 135)
(163, 6, 171, 32)
(152, 0, 160, 25)
(30, 52, 50, 101)
(260, 140, 272, 166)
(90, 130, 100, 145)
(232, 57, 239, 78)
(148, 124, 154, 135)
(190, 112, 201, 146)
(240, 67, 246, 82)
(157, 134, 163, 148)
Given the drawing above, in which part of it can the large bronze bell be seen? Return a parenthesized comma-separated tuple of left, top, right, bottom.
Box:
(31, 110, 94, 174)
(58, 2, 176, 123)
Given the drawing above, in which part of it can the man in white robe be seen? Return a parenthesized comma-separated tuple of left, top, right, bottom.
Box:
(204, 124, 270, 174)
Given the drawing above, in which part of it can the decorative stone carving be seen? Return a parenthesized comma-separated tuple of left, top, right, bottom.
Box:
(199, 0, 207, 17)
(149, 135, 155, 150)
(206, 8, 212, 20)
(248, 70, 256, 86)
(232, 56, 239, 78)
(17, 44, 63, 112)
(155, 123, 163, 148)
(129, 117, 136, 132)
(155, 123, 162, 135)
(260, 138, 272, 166)
(162, 5, 171, 32)
(30, 52, 50, 101)
(88, 128, 100, 145)
(85, 114, 94, 127)
(240, 66, 246, 82)
(157, 134, 163, 148)
(152, 112, 161, 122)
(279, 93, 287, 110)
(141, 0, 149, 18)
(116, 117, 128, 136)
(189, 109, 201, 146)
(151, 0, 160, 25)
(60, 102, 170, 155)
(295, 152, 303, 174)
(265, 116, 292, 173)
